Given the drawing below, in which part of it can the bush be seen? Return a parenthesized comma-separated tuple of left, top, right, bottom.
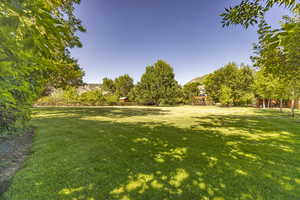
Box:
(104, 95, 119, 106)
(36, 89, 75, 106)
(79, 90, 105, 106)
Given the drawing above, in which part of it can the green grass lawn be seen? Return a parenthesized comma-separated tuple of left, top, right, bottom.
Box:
(2, 106, 300, 200)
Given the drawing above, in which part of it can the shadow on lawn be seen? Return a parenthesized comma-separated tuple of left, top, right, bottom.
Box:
(33, 106, 169, 119)
(3, 108, 300, 200)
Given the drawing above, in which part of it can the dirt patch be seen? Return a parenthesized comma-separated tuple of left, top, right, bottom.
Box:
(0, 130, 34, 194)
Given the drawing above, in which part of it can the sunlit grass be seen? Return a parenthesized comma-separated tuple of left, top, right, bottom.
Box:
(2, 106, 300, 200)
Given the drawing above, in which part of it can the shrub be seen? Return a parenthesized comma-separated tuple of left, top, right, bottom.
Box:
(104, 95, 119, 106)
(79, 90, 105, 106)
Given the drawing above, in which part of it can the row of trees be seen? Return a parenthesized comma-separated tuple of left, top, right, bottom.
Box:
(203, 62, 291, 109)
(38, 60, 202, 106)
(251, 10, 300, 116)
(39, 50, 298, 112)
(222, 0, 300, 116)
(102, 60, 204, 106)
(0, 0, 85, 134)
(204, 8, 300, 117)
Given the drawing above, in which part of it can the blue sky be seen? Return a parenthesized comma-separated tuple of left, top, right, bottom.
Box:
(70, 0, 290, 85)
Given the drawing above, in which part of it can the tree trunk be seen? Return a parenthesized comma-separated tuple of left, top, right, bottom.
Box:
(291, 98, 295, 118)
(291, 87, 297, 118)
(280, 99, 283, 113)
(262, 99, 266, 109)
(267, 99, 271, 108)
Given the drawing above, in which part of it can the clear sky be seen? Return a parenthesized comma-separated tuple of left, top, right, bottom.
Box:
(70, 0, 290, 85)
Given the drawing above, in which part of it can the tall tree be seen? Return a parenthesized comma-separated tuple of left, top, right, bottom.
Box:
(135, 60, 181, 105)
(277, 13, 300, 116)
(252, 13, 300, 116)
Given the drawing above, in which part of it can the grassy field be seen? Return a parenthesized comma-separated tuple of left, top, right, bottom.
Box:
(2, 106, 300, 200)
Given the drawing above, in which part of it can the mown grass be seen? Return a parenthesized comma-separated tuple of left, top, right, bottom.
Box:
(2, 106, 300, 200)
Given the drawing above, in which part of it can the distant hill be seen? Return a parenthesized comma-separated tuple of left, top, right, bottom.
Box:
(186, 74, 208, 85)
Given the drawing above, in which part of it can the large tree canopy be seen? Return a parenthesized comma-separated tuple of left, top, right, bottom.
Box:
(0, 0, 85, 133)
(204, 63, 254, 106)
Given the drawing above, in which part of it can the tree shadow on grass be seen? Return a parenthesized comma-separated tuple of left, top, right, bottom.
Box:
(254, 108, 300, 117)
(32, 106, 169, 119)
(3, 108, 300, 200)
(193, 112, 300, 144)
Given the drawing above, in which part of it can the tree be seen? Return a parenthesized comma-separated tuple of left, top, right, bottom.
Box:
(220, 86, 234, 106)
(183, 82, 201, 104)
(251, 13, 300, 116)
(221, 0, 298, 28)
(114, 74, 134, 97)
(277, 14, 300, 116)
(252, 70, 274, 108)
(128, 86, 138, 102)
(204, 63, 238, 103)
(135, 60, 181, 105)
(235, 65, 255, 105)
(203, 63, 254, 105)
(222, 1, 300, 115)
(0, 0, 85, 133)
(102, 78, 116, 94)
(273, 78, 289, 112)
